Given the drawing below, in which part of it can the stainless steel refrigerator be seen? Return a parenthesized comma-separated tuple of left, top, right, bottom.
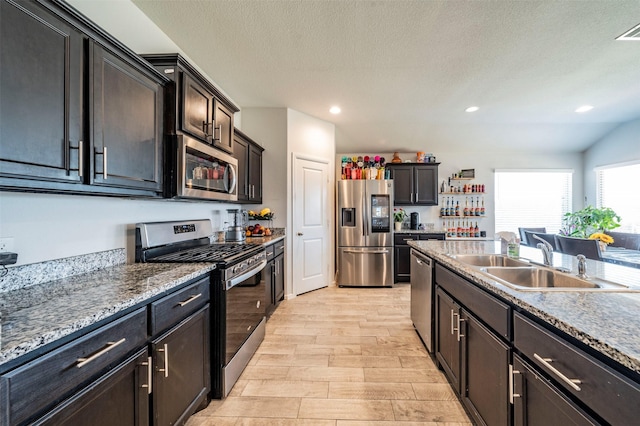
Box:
(337, 180, 394, 287)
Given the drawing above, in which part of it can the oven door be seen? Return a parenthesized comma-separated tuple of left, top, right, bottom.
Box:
(224, 259, 267, 365)
(176, 134, 238, 201)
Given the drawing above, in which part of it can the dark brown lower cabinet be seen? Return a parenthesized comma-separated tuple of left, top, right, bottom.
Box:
(461, 312, 510, 426)
(512, 354, 597, 425)
(35, 349, 150, 426)
(435, 288, 461, 392)
(151, 305, 210, 426)
(435, 286, 510, 426)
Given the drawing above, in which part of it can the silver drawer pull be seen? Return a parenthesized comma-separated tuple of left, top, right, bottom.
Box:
(177, 293, 202, 307)
(457, 317, 465, 342)
(76, 338, 126, 368)
(533, 353, 582, 391)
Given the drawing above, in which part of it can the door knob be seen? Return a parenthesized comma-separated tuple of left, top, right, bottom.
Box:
(297, 232, 304, 236)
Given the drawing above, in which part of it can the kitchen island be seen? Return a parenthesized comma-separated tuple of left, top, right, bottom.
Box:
(408, 239, 640, 425)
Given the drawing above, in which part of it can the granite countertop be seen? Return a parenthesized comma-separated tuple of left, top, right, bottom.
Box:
(0, 261, 216, 371)
(245, 234, 286, 246)
(408, 240, 640, 374)
(394, 229, 446, 234)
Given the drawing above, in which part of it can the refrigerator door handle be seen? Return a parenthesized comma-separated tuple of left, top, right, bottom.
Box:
(362, 192, 368, 237)
(343, 249, 390, 254)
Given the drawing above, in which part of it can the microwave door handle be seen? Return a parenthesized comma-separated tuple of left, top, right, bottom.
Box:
(224, 164, 237, 194)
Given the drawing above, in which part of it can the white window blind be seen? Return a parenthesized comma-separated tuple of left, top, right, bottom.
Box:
(495, 170, 572, 236)
(596, 162, 640, 232)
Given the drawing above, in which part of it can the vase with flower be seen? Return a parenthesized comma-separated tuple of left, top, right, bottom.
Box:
(393, 208, 407, 231)
(588, 232, 614, 252)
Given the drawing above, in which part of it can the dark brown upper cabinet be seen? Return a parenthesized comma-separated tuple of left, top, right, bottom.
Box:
(0, 0, 167, 197)
(387, 163, 439, 206)
(233, 129, 263, 203)
(142, 54, 239, 153)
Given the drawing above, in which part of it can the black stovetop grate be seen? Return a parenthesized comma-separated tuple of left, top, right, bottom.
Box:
(147, 242, 261, 265)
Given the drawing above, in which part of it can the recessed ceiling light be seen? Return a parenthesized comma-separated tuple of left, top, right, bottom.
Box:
(575, 105, 594, 113)
(329, 106, 341, 114)
(465, 106, 479, 112)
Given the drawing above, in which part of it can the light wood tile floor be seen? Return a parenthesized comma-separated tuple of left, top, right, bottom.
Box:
(187, 284, 472, 426)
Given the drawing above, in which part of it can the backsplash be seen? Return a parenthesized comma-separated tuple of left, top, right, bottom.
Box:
(0, 249, 126, 293)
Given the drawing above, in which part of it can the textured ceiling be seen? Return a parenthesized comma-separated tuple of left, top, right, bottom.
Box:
(131, 0, 640, 154)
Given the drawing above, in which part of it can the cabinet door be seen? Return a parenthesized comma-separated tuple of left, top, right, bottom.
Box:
(265, 258, 276, 317)
(182, 73, 214, 142)
(152, 305, 210, 426)
(461, 311, 510, 426)
(233, 134, 250, 201)
(0, 0, 84, 188)
(394, 245, 412, 283)
(213, 99, 234, 153)
(35, 349, 150, 426)
(388, 165, 414, 205)
(513, 355, 597, 426)
(414, 165, 438, 205)
(91, 43, 163, 194)
(274, 254, 285, 302)
(435, 288, 461, 393)
(248, 143, 263, 203)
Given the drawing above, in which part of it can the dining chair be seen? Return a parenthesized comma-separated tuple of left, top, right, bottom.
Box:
(523, 231, 558, 250)
(556, 235, 602, 260)
(518, 227, 546, 246)
(605, 231, 640, 251)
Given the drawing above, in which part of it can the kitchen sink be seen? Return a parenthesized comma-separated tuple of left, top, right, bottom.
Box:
(480, 266, 638, 292)
(451, 254, 532, 268)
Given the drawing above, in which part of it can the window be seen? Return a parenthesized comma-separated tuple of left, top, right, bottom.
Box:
(495, 170, 573, 236)
(596, 162, 640, 232)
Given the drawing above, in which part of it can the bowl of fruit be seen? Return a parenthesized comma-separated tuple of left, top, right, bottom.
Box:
(246, 223, 272, 237)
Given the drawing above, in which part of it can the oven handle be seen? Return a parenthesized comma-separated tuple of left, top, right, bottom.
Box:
(226, 259, 267, 290)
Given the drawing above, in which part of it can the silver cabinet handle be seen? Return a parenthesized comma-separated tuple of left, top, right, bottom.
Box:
(214, 124, 222, 141)
(457, 317, 465, 341)
(76, 338, 126, 368)
(450, 310, 457, 335)
(509, 364, 521, 404)
(141, 356, 152, 394)
(78, 140, 83, 177)
(256, 300, 261, 309)
(533, 353, 581, 391)
(277, 245, 285, 250)
(103, 146, 108, 179)
(177, 293, 202, 307)
(158, 343, 169, 378)
(202, 120, 212, 137)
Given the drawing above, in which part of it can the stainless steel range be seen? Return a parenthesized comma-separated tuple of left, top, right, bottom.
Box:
(135, 219, 267, 399)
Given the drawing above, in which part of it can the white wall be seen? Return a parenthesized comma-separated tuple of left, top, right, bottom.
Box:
(583, 118, 640, 206)
(239, 108, 288, 229)
(336, 150, 583, 238)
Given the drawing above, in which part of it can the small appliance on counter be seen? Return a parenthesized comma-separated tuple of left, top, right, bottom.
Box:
(410, 212, 420, 230)
(225, 209, 247, 242)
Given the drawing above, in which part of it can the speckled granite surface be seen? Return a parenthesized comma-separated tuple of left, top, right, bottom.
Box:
(408, 240, 640, 374)
(245, 234, 286, 246)
(0, 261, 216, 370)
(0, 249, 126, 293)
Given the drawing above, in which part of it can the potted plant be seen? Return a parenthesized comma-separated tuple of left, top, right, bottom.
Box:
(393, 208, 407, 231)
(561, 206, 621, 245)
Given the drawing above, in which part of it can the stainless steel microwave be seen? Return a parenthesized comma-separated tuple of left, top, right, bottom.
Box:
(172, 134, 238, 201)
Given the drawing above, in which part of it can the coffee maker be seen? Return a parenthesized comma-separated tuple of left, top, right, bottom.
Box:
(225, 209, 247, 242)
(410, 212, 420, 230)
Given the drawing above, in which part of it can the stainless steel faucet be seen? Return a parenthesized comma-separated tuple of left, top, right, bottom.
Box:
(533, 234, 554, 266)
(576, 254, 588, 279)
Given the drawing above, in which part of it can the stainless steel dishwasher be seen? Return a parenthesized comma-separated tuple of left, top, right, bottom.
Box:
(410, 249, 433, 352)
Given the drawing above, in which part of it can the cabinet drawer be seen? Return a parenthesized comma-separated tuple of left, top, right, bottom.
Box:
(150, 276, 210, 336)
(435, 264, 510, 339)
(273, 240, 285, 257)
(265, 244, 275, 261)
(0, 307, 147, 425)
(394, 234, 418, 246)
(514, 312, 640, 425)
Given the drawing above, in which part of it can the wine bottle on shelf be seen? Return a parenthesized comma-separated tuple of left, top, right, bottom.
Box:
(475, 196, 480, 216)
(481, 198, 486, 216)
(463, 198, 469, 217)
(455, 200, 460, 216)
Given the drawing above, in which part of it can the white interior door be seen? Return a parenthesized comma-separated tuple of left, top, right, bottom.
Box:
(293, 154, 330, 295)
